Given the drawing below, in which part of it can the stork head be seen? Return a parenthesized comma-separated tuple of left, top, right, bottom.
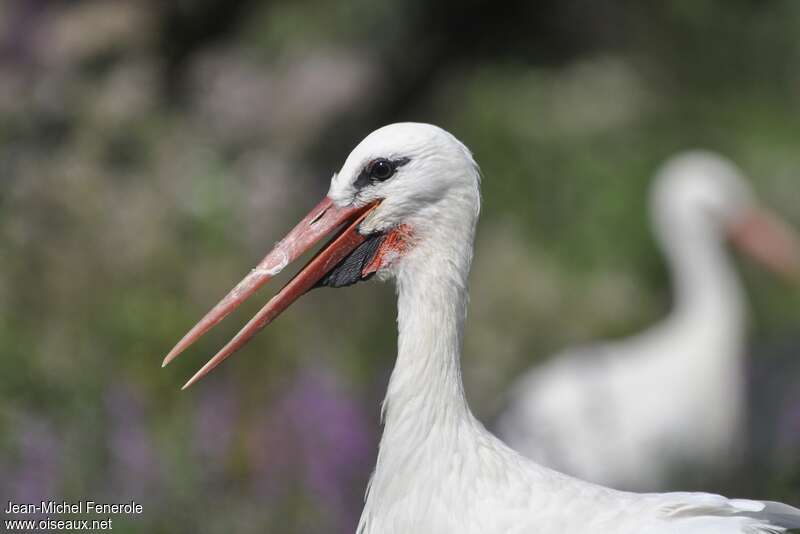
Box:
(163, 123, 480, 388)
(326, 122, 481, 282)
(651, 150, 800, 278)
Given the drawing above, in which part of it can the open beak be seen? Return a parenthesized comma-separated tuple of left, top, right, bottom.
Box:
(728, 207, 800, 281)
(163, 196, 379, 389)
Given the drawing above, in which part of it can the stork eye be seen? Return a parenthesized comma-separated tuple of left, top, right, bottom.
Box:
(354, 157, 409, 190)
(369, 159, 395, 181)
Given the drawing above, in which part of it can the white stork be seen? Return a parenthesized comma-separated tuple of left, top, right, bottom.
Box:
(164, 124, 800, 533)
(496, 151, 800, 491)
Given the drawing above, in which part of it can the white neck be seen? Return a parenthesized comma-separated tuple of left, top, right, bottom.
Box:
(656, 216, 746, 332)
(359, 203, 482, 532)
(379, 214, 479, 451)
(385, 254, 473, 435)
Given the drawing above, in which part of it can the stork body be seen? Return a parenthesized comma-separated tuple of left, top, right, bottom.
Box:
(165, 124, 800, 533)
(497, 153, 799, 491)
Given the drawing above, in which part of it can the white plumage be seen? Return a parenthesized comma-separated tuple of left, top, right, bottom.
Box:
(496, 152, 800, 491)
(325, 126, 799, 533)
(167, 124, 800, 533)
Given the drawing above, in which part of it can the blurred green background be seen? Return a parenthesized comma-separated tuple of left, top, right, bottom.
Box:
(1, 1, 799, 532)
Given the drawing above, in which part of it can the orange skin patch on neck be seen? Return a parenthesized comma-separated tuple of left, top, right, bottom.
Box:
(362, 224, 414, 277)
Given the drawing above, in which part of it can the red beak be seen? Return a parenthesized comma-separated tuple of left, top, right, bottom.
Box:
(163, 196, 379, 389)
(727, 207, 800, 281)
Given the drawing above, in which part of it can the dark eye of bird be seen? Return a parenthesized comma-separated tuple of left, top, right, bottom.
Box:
(369, 159, 395, 181)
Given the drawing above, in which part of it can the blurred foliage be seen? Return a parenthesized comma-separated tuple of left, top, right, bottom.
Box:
(0, 0, 799, 532)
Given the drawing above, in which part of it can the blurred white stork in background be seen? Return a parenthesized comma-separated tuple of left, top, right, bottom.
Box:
(164, 126, 800, 533)
(497, 151, 800, 491)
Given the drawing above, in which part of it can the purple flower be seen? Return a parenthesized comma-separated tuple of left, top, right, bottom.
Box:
(249, 364, 375, 533)
(105, 382, 159, 499)
(8, 413, 62, 511)
(192, 377, 239, 479)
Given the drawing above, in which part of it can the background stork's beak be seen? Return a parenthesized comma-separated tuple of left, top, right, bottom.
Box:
(162, 196, 379, 389)
(728, 207, 800, 281)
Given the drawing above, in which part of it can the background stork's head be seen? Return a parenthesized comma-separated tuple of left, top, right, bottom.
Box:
(651, 150, 800, 278)
(652, 151, 755, 232)
(164, 123, 482, 387)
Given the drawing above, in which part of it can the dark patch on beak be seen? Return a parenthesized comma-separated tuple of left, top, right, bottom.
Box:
(315, 232, 387, 288)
